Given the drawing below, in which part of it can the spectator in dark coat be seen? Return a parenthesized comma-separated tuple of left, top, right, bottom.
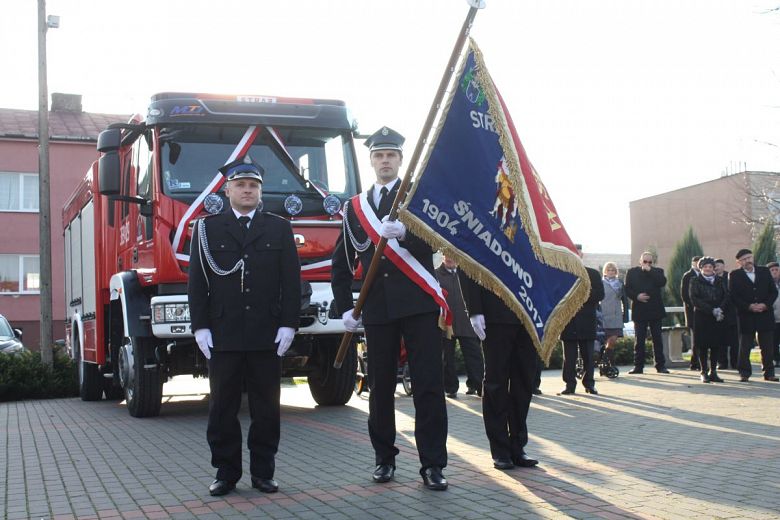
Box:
(714, 259, 739, 369)
(560, 266, 604, 395)
(436, 256, 484, 398)
(624, 251, 669, 374)
(769, 261, 780, 369)
(689, 257, 728, 383)
(681, 256, 702, 370)
(728, 249, 779, 382)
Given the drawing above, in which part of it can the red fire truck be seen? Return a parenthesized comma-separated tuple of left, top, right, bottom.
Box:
(63, 92, 360, 417)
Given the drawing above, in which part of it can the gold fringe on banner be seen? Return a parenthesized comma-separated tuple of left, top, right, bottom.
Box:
(399, 38, 591, 363)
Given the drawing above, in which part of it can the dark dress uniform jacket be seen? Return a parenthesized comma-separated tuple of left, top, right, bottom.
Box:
(625, 266, 667, 321)
(331, 182, 439, 324)
(188, 211, 301, 351)
(561, 267, 605, 341)
(728, 266, 778, 334)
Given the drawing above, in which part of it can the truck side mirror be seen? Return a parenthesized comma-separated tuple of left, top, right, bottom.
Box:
(98, 152, 121, 196)
(97, 128, 121, 153)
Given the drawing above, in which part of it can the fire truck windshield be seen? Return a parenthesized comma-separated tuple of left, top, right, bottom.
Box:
(159, 125, 358, 202)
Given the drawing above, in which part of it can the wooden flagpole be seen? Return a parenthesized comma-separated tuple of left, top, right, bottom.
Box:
(333, 2, 484, 369)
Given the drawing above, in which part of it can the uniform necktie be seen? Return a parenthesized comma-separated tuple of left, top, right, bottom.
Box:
(238, 216, 251, 235)
(378, 186, 390, 216)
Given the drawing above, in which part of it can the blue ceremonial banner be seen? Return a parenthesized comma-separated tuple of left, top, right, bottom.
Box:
(399, 39, 590, 360)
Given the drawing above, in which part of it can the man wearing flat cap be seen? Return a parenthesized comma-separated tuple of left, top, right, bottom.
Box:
(728, 249, 779, 382)
(188, 156, 301, 496)
(331, 126, 450, 490)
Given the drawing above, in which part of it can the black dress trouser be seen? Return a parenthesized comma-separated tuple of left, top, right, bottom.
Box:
(633, 319, 666, 370)
(364, 312, 448, 470)
(738, 330, 776, 379)
(208, 350, 281, 483)
(562, 339, 594, 390)
(719, 322, 739, 369)
(442, 335, 484, 394)
(482, 324, 536, 460)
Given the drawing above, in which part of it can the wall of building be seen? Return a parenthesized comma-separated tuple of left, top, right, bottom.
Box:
(0, 138, 96, 350)
(629, 173, 779, 271)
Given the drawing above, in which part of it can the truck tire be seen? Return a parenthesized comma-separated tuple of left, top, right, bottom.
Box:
(308, 337, 357, 406)
(76, 334, 103, 402)
(119, 337, 163, 417)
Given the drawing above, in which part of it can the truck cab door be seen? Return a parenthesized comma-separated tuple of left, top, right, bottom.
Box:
(133, 133, 155, 268)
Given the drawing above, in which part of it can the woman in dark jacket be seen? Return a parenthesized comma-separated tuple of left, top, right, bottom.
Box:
(689, 257, 729, 383)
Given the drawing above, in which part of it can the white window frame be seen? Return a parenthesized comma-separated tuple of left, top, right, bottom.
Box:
(0, 172, 39, 213)
(0, 254, 40, 294)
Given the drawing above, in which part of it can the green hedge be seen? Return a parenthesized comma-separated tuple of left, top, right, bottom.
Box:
(544, 337, 653, 369)
(452, 336, 650, 373)
(0, 348, 78, 402)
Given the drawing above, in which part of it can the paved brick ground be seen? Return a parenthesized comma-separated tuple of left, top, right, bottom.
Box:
(2, 364, 779, 519)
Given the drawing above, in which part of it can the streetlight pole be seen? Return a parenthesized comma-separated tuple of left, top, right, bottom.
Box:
(37, 0, 57, 366)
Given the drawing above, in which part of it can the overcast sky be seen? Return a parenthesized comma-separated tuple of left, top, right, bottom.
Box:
(2, 0, 779, 253)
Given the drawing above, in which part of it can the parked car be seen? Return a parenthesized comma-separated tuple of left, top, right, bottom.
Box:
(0, 315, 26, 355)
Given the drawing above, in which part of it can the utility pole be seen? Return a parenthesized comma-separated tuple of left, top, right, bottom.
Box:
(37, 0, 58, 366)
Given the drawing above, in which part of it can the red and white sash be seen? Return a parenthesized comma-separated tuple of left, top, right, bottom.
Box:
(350, 191, 452, 333)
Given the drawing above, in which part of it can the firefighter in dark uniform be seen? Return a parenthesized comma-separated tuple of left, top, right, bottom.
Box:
(463, 278, 540, 471)
(331, 127, 449, 490)
(188, 157, 301, 497)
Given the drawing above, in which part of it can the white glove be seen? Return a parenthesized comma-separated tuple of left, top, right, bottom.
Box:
(470, 314, 486, 341)
(342, 309, 363, 332)
(194, 328, 213, 360)
(379, 216, 406, 240)
(713, 308, 724, 322)
(275, 327, 295, 356)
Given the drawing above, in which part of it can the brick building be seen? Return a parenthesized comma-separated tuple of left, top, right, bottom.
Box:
(0, 94, 127, 350)
(629, 171, 780, 271)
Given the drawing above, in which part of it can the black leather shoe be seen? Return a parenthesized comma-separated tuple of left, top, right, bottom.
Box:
(512, 453, 539, 467)
(656, 367, 670, 374)
(532, 388, 542, 395)
(466, 388, 477, 395)
(251, 477, 279, 493)
(446, 392, 458, 399)
(372, 464, 395, 483)
(709, 374, 724, 383)
(628, 368, 643, 374)
(585, 387, 598, 395)
(208, 479, 235, 497)
(700, 374, 711, 383)
(764, 376, 779, 382)
(421, 466, 448, 490)
(493, 458, 515, 470)
(689, 365, 700, 371)
(740, 376, 749, 382)
(558, 388, 575, 395)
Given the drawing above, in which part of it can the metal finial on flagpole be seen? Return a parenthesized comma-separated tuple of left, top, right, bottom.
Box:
(333, 3, 484, 368)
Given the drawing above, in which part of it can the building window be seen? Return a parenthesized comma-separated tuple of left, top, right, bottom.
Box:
(0, 255, 40, 293)
(0, 172, 39, 212)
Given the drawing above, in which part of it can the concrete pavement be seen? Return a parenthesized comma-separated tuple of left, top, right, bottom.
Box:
(2, 365, 779, 519)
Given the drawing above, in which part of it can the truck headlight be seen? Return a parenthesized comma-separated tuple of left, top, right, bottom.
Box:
(152, 303, 190, 323)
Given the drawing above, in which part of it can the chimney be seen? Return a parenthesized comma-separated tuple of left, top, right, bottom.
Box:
(51, 93, 83, 113)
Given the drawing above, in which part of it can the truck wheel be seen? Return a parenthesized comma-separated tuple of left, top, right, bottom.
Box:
(119, 337, 163, 417)
(401, 362, 412, 396)
(309, 338, 357, 406)
(76, 334, 103, 401)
